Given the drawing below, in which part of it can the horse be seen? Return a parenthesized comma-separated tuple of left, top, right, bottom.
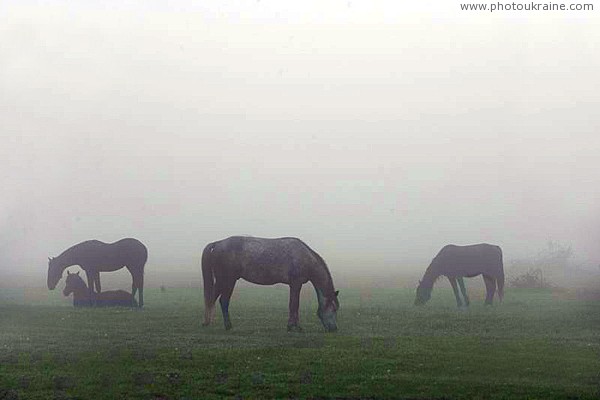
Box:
(47, 238, 148, 307)
(63, 270, 138, 307)
(415, 243, 504, 307)
(201, 236, 339, 332)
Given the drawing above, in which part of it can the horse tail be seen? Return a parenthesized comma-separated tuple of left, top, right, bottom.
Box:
(202, 242, 217, 326)
(497, 270, 505, 302)
(497, 246, 505, 302)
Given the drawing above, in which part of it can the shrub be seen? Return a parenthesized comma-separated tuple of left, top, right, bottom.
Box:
(510, 268, 551, 289)
(508, 240, 575, 288)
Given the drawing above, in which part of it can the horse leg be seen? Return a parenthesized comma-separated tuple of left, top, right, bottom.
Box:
(85, 271, 95, 306)
(219, 280, 236, 330)
(457, 277, 470, 306)
(128, 266, 144, 308)
(202, 281, 222, 326)
(208, 284, 222, 325)
(133, 272, 144, 308)
(448, 277, 463, 308)
(94, 271, 101, 293)
(483, 275, 496, 305)
(287, 283, 303, 332)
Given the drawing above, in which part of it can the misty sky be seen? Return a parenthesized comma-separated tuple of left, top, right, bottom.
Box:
(1, 1, 599, 286)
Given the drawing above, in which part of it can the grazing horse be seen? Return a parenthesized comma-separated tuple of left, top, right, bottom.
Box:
(202, 236, 339, 332)
(63, 270, 138, 307)
(47, 238, 148, 307)
(415, 243, 504, 307)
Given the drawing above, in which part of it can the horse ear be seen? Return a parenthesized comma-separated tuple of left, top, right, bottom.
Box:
(48, 257, 51, 262)
(76, 271, 80, 276)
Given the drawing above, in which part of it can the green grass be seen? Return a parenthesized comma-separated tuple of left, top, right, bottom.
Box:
(1, 285, 599, 399)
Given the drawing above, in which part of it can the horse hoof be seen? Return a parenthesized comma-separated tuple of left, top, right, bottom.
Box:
(224, 323, 233, 331)
(287, 325, 303, 333)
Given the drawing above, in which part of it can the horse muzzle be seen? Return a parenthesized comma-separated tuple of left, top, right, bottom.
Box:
(48, 278, 58, 290)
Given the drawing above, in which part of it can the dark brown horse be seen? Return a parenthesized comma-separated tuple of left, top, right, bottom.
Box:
(63, 270, 138, 307)
(202, 236, 339, 332)
(415, 243, 504, 307)
(48, 238, 147, 307)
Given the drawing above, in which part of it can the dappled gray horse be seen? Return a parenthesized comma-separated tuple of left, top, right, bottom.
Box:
(415, 243, 504, 307)
(202, 236, 339, 332)
(48, 238, 148, 307)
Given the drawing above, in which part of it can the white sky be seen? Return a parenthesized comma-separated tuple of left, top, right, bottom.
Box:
(1, 1, 599, 286)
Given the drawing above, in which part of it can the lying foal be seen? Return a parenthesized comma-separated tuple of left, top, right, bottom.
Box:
(63, 270, 137, 307)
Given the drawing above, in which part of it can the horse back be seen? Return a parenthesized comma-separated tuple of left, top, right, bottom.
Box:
(73, 238, 148, 268)
(98, 289, 135, 301)
(74, 290, 137, 307)
(209, 236, 319, 285)
(435, 243, 503, 275)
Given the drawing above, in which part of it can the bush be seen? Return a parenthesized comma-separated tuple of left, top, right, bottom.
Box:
(508, 240, 574, 289)
(510, 268, 551, 289)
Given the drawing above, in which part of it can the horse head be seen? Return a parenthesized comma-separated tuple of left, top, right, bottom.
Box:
(47, 257, 62, 290)
(63, 270, 84, 297)
(316, 289, 339, 332)
(414, 280, 432, 305)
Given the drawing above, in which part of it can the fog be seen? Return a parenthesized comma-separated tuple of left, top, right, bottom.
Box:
(2, 1, 599, 288)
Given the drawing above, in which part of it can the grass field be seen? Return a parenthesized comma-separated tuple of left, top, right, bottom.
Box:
(1, 285, 599, 399)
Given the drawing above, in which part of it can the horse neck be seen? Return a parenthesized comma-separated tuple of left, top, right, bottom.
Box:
(309, 264, 335, 302)
(69, 280, 89, 301)
(420, 262, 441, 289)
(55, 248, 78, 270)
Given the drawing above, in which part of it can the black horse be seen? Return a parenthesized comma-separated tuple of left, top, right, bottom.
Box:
(415, 243, 504, 307)
(48, 238, 148, 307)
(202, 236, 339, 332)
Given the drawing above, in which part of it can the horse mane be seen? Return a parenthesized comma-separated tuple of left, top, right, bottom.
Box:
(57, 240, 102, 259)
(294, 238, 335, 295)
(419, 261, 441, 288)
